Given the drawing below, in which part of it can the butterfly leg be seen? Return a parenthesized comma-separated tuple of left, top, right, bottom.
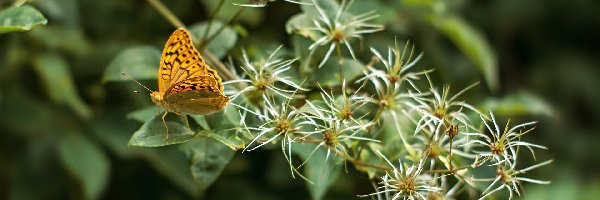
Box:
(161, 111, 169, 142)
(183, 114, 191, 130)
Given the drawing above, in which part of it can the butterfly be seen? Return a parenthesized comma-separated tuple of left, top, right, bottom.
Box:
(149, 28, 229, 142)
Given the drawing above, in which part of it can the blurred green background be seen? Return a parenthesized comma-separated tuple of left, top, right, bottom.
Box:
(1, 0, 599, 199)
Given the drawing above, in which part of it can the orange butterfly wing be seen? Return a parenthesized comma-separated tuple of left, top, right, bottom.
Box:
(158, 28, 223, 93)
(165, 75, 229, 115)
(153, 28, 229, 141)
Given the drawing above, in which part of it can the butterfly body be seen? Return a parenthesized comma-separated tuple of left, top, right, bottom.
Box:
(151, 28, 229, 141)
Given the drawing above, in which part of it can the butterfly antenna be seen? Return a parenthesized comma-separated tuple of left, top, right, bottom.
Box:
(121, 72, 153, 93)
(133, 90, 149, 94)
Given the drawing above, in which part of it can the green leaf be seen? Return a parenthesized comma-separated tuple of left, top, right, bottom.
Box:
(128, 114, 196, 147)
(58, 132, 110, 200)
(91, 115, 201, 197)
(189, 21, 238, 59)
(179, 138, 235, 190)
(294, 144, 341, 200)
(103, 46, 160, 83)
(479, 91, 555, 117)
(380, 119, 405, 159)
(127, 106, 160, 123)
(33, 53, 92, 119)
(431, 16, 499, 92)
(142, 146, 202, 197)
(204, 130, 245, 151)
(204, 104, 240, 128)
(0, 5, 47, 34)
(190, 115, 210, 130)
(193, 105, 246, 150)
(314, 58, 365, 87)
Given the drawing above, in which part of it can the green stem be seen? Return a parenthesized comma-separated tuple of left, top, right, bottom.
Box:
(422, 165, 472, 174)
(200, 0, 226, 47)
(203, 7, 244, 48)
(146, 0, 186, 29)
(350, 158, 393, 171)
(449, 137, 454, 170)
(336, 43, 344, 81)
(201, 49, 245, 90)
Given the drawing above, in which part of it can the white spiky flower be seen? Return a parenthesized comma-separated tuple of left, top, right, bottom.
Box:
(299, 97, 378, 166)
(479, 160, 552, 199)
(236, 97, 313, 178)
(225, 45, 307, 102)
(360, 151, 442, 200)
(305, 0, 383, 68)
(463, 111, 547, 167)
(407, 75, 484, 139)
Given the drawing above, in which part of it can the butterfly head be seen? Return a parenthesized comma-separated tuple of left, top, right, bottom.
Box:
(150, 91, 164, 104)
(151, 91, 175, 113)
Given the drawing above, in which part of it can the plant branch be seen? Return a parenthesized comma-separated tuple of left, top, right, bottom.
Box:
(202, 49, 245, 90)
(351, 159, 393, 171)
(146, 0, 186, 29)
(422, 165, 472, 174)
(200, 0, 226, 44)
(203, 7, 245, 47)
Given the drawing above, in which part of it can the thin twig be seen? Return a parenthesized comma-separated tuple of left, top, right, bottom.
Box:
(203, 7, 245, 47)
(352, 159, 393, 171)
(449, 137, 454, 170)
(146, 0, 186, 29)
(201, 49, 238, 81)
(200, 0, 226, 46)
(422, 165, 471, 174)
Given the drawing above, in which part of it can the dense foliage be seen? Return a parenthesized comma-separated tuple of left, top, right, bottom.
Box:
(2, 0, 598, 199)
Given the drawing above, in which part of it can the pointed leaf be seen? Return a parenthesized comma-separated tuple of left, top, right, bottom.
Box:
(127, 106, 160, 123)
(179, 138, 235, 190)
(479, 91, 555, 117)
(128, 114, 195, 147)
(204, 130, 245, 151)
(192, 105, 245, 150)
(0, 5, 47, 34)
(33, 53, 92, 118)
(294, 143, 341, 200)
(431, 16, 499, 92)
(58, 132, 110, 200)
(91, 115, 201, 197)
